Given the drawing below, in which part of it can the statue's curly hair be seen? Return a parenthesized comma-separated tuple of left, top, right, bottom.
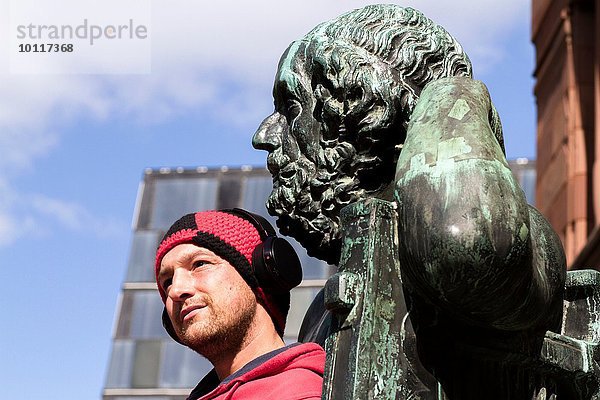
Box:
(304, 5, 473, 194)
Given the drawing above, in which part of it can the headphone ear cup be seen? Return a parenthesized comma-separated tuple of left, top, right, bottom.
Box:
(162, 308, 183, 344)
(252, 237, 302, 293)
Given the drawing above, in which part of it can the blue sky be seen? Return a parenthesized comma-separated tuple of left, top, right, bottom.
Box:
(0, 1, 535, 399)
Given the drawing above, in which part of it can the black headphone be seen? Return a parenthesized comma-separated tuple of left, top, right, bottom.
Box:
(161, 208, 302, 343)
(224, 208, 302, 293)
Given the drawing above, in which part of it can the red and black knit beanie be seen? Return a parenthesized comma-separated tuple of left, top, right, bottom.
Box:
(155, 210, 289, 336)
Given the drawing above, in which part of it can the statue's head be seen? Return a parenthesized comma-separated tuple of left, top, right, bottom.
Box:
(253, 5, 472, 264)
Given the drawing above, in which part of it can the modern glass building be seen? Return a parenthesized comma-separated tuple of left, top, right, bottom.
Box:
(102, 161, 535, 399)
(102, 166, 335, 400)
(508, 158, 536, 204)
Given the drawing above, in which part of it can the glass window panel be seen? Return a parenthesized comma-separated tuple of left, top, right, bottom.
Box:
(151, 178, 218, 230)
(160, 341, 213, 388)
(510, 164, 536, 205)
(284, 286, 323, 340)
(521, 170, 536, 204)
(132, 340, 162, 388)
(135, 180, 155, 230)
(115, 292, 134, 338)
(216, 178, 242, 209)
(130, 290, 169, 339)
(241, 176, 273, 212)
(126, 230, 161, 283)
(105, 340, 135, 388)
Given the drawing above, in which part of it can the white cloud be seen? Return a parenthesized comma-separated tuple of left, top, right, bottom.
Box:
(0, 212, 36, 246)
(0, 180, 43, 245)
(29, 194, 126, 238)
(0, 187, 127, 246)
(0, 179, 31, 246)
(0, 127, 58, 172)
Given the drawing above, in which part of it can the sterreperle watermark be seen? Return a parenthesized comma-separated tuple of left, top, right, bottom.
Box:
(9, 0, 151, 74)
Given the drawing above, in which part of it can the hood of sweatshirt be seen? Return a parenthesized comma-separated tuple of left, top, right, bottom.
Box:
(189, 342, 325, 400)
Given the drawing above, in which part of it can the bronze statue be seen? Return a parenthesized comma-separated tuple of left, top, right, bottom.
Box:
(253, 5, 472, 265)
(253, 4, 597, 399)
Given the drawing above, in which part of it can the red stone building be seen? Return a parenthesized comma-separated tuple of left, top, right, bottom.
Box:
(532, 0, 600, 268)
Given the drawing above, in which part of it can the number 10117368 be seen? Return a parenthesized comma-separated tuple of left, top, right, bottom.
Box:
(19, 43, 74, 52)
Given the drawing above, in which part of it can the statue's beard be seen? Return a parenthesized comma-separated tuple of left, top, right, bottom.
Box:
(265, 143, 363, 265)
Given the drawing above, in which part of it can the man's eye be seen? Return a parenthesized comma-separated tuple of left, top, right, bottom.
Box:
(162, 278, 172, 291)
(192, 260, 207, 269)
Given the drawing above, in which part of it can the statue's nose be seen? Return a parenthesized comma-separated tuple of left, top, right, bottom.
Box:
(253, 112, 285, 151)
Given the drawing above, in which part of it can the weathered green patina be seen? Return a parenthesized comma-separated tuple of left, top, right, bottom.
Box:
(395, 77, 565, 332)
(322, 199, 437, 399)
(253, 5, 472, 265)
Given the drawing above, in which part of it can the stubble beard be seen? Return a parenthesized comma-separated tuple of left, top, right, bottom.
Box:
(180, 293, 258, 362)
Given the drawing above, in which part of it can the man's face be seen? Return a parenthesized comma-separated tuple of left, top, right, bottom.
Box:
(157, 243, 257, 357)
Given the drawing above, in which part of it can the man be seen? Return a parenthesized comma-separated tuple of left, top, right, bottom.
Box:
(155, 209, 325, 400)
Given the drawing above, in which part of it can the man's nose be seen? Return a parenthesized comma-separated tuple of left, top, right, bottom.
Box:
(168, 269, 194, 301)
(253, 112, 285, 151)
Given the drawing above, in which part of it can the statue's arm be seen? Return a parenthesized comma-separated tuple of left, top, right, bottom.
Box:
(394, 77, 565, 332)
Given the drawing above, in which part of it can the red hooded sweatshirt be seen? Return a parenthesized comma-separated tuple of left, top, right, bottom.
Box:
(187, 342, 325, 400)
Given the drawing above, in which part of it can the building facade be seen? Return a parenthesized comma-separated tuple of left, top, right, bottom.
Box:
(102, 166, 334, 400)
(532, 0, 600, 268)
